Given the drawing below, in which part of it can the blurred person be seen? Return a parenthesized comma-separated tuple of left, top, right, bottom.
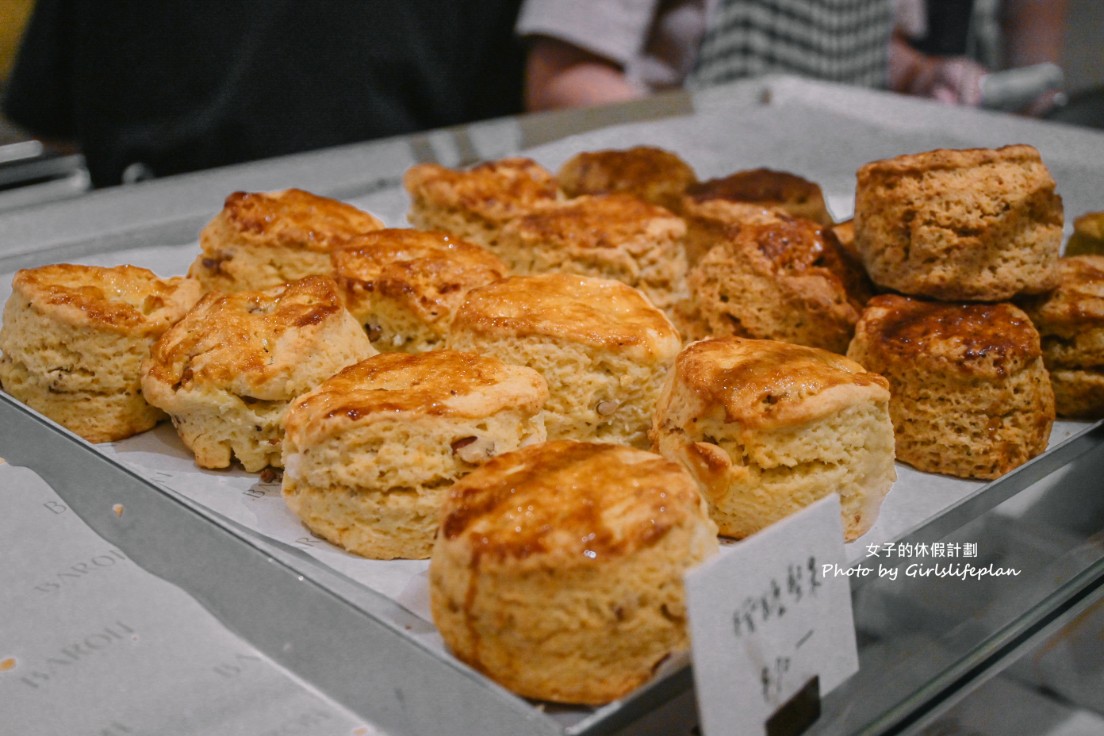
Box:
(2, 0, 526, 188)
(519, 0, 1067, 114)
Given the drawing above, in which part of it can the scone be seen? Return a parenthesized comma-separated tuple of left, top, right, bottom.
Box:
(1018, 255, 1104, 418)
(652, 337, 895, 541)
(447, 273, 682, 447)
(847, 295, 1055, 479)
(430, 440, 719, 705)
(680, 215, 872, 353)
(188, 188, 384, 293)
(854, 145, 1063, 301)
(0, 264, 202, 442)
(331, 228, 508, 353)
(142, 276, 376, 471)
(1065, 211, 1104, 257)
(555, 145, 698, 211)
(282, 350, 548, 560)
(495, 193, 689, 312)
(403, 157, 561, 252)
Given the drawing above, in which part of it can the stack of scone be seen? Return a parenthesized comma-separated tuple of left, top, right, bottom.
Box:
(0, 264, 202, 442)
(188, 188, 384, 293)
(848, 144, 1063, 479)
(142, 275, 376, 471)
(282, 350, 548, 559)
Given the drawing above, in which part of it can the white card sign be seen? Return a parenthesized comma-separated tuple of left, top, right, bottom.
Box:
(686, 494, 859, 736)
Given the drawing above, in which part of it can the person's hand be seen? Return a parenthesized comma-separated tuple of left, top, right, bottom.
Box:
(925, 56, 987, 106)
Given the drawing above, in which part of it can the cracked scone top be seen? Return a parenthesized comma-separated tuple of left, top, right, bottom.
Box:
(853, 144, 1062, 301)
(141, 275, 376, 471)
(430, 440, 718, 705)
(555, 145, 698, 211)
(188, 188, 384, 293)
(0, 264, 202, 442)
(282, 350, 548, 560)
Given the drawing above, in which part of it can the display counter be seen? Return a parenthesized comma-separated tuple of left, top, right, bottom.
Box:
(3, 76, 1103, 735)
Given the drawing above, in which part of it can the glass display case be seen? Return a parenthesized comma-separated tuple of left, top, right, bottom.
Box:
(3, 76, 1102, 735)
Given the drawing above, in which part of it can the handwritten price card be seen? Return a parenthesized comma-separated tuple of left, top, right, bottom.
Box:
(686, 494, 859, 736)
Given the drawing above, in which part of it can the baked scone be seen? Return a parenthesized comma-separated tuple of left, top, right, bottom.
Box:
(555, 145, 698, 212)
(652, 337, 895, 541)
(682, 167, 833, 224)
(680, 214, 872, 353)
(142, 276, 376, 471)
(188, 189, 384, 293)
(282, 350, 548, 560)
(403, 157, 561, 252)
(1065, 211, 1104, 256)
(854, 145, 1063, 301)
(495, 193, 689, 312)
(0, 264, 202, 443)
(447, 273, 682, 447)
(1018, 255, 1104, 418)
(430, 440, 719, 705)
(331, 228, 508, 353)
(847, 295, 1055, 479)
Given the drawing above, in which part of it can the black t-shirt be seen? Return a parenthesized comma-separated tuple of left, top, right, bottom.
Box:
(3, 0, 525, 186)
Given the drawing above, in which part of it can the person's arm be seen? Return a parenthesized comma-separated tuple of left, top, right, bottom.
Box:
(887, 31, 986, 106)
(524, 36, 643, 112)
(1000, 0, 1067, 69)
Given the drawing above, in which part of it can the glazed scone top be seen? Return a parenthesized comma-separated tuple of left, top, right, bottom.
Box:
(145, 275, 366, 400)
(738, 215, 871, 302)
(403, 157, 561, 222)
(203, 189, 384, 253)
(555, 145, 697, 203)
(673, 337, 890, 428)
(502, 193, 686, 248)
(685, 168, 831, 224)
(858, 295, 1043, 378)
(1020, 255, 1104, 334)
(452, 273, 681, 358)
(438, 440, 711, 566)
(9, 263, 202, 336)
(332, 229, 508, 312)
(284, 350, 548, 439)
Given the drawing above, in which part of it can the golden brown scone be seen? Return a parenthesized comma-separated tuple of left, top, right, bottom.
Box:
(430, 440, 718, 705)
(447, 273, 682, 447)
(830, 218, 859, 261)
(555, 145, 698, 211)
(495, 193, 689, 313)
(1018, 255, 1104, 418)
(282, 350, 547, 560)
(847, 295, 1055, 479)
(187, 189, 384, 293)
(142, 276, 376, 472)
(403, 157, 561, 252)
(652, 337, 895, 541)
(1065, 211, 1104, 256)
(680, 215, 873, 353)
(331, 228, 508, 353)
(854, 145, 1063, 301)
(0, 264, 203, 443)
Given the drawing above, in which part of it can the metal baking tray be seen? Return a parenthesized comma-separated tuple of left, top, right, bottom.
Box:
(3, 76, 1103, 735)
